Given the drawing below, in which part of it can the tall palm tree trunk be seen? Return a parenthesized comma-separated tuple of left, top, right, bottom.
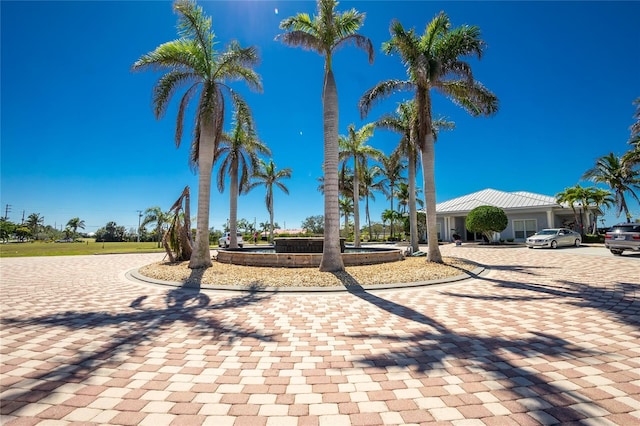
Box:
(320, 69, 345, 272)
(389, 187, 395, 239)
(353, 171, 361, 248)
(421, 136, 442, 263)
(366, 195, 372, 242)
(229, 162, 240, 248)
(408, 147, 419, 253)
(184, 186, 192, 245)
(188, 125, 214, 269)
(418, 89, 443, 263)
(269, 202, 274, 244)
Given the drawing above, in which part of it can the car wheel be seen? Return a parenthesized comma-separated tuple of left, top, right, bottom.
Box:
(239, 244, 243, 248)
(550, 240, 558, 249)
(574, 239, 581, 247)
(610, 249, 623, 256)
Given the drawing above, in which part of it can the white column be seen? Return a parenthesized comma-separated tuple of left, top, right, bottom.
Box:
(547, 210, 554, 228)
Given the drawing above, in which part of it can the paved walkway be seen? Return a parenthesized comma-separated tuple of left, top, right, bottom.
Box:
(1, 245, 638, 425)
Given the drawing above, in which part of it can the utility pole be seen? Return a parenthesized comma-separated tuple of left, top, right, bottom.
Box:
(3, 204, 11, 220)
(137, 210, 143, 243)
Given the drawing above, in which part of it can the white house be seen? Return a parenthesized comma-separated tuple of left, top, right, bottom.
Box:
(433, 188, 601, 242)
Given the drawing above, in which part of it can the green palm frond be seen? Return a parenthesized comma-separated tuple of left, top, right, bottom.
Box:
(278, 13, 314, 32)
(132, 39, 205, 73)
(359, 79, 414, 118)
(423, 11, 450, 52)
(436, 80, 498, 116)
(434, 24, 484, 63)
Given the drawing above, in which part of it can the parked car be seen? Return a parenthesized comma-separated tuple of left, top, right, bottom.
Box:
(218, 232, 244, 248)
(604, 223, 640, 255)
(525, 228, 581, 249)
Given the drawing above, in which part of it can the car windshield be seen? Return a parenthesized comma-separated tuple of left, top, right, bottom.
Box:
(537, 230, 558, 235)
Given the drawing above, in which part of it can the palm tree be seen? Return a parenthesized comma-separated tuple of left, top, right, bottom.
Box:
(397, 182, 424, 213)
(338, 196, 354, 238)
(381, 209, 402, 240)
(359, 166, 381, 241)
(277, 0, 374, 272)
(216, 106, 271, 248)
(66, 217, 85, 237)
(360, 13, 498, 262)
(587, 187, 615, 233)
(247, 158, 292, 244)
(582, 153, 640, 222)
(26, 213, 44, 240)
(132, 0, 262, 268)
(339, 123, 382, 247)
(372, 151, 406, 240)
(142, 206, 169, 248)
(556, 185, 591, 234)
(375, 100, 453, 252)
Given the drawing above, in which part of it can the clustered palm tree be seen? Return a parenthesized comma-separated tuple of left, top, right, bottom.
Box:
(360, 12, 498, 263)
(246, 159, 292, 244)
(339, 123, 382, 248)
(145, 3, 640, 271)
(133, 0, 262, 268)
(216, 106, 270, 248)
(578, 98, 640, 225)
(133, 0, 506, 271)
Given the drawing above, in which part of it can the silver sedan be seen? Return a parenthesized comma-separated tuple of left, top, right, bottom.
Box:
(526, 228, 581, 249)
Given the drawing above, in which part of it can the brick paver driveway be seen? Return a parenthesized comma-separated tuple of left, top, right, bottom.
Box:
(1, 245, 638, 425)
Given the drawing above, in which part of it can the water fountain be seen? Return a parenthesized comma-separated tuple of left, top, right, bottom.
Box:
(216, 237, 403, 268)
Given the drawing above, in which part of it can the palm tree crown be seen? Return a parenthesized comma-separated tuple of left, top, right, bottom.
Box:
(339, 123, 382, 247)
(277, 0, 373, 272)
(247, 159, 292, 243)
(360, 12, 498, 262)
(141, 206, 169, 248)
(66, 217, 85, 236)
(216, 106, 271, 248)
(132, 0, 262, 268)
(582, 153, 640, 221)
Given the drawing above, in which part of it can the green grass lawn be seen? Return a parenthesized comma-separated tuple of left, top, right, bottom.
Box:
(0, 239, 168, 258)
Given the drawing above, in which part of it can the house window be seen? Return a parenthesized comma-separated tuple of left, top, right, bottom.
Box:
(513, 219, 537, 239)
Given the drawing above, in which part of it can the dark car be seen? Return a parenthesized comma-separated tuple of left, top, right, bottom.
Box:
(605, 223, 640, 255)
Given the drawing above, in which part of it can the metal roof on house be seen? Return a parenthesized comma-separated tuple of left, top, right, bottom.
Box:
(436, 188, 559, 214)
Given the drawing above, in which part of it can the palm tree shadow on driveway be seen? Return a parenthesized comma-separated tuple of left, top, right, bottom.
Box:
(332, 271, 605, 423)
(1, 278, 274, 416)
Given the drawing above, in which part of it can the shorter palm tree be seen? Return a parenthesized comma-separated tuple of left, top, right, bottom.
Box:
(556, 184, 592, 234)
(381, 209, 401, 240)
(582, 153, 640, 222)
(142, 207, 169, 248)
(247, 159, 292, 244)
(26, 213, 44, 240)
(587, 187, 615, 233)
(339, 196, 354, 239)
(372, 152, 406, 239)
(66, 217, 85, 237)
(339, 123, 382, 247)
(216, 106, 271, 248)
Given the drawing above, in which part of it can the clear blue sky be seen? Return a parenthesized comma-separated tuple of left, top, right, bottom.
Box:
(1, 1, 639, 233)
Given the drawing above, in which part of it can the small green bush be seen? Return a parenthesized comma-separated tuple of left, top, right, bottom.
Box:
(582, 234, 604, 243)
